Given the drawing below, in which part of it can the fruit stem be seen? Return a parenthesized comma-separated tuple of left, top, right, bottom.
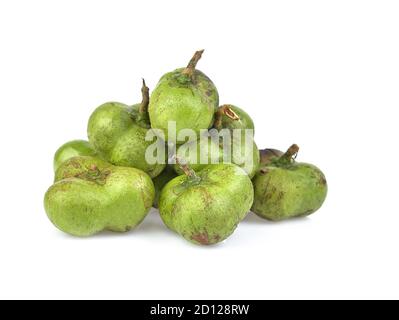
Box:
(281, 144, 300, 161)
(139, 79, 150, 115)
(182, 50, 204, 77)
(214, 105, 240, 130)
(175, 157, 200, 181)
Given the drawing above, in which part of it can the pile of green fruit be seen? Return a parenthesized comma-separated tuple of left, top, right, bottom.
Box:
(44, 50, 328, 245)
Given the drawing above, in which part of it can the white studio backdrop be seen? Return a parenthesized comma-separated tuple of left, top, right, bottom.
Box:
(0, 0, 398, 299)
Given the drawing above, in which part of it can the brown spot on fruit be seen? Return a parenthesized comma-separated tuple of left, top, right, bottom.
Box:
(191, 232, 210, 245)
(71, 160, 80, 168)
(200, 188, 213, 207)
(213, 234, 221, 242)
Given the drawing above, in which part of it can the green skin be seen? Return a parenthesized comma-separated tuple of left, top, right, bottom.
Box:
(53, 140, 97, 172)
(149, 51, 219, 143)
(87, 82, 166, 178)
(159, 163, 254, 245)
(214, 104, 255, 133)
(258, 148, 284, 167)
(174, 134, 260, 178)
(251, 145, 328, 221)
(152, 165, 177, 208)
(44, 156, 155, 236)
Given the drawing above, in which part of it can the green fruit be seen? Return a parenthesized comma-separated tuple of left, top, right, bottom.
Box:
(174, 132, 260, 178)
(252, 144, 328, 221)
(159, 161, 254, 245)
(53, 140, 96, 172)
(259, 148, 284, 167)
(214, 104, 255, 133)
(149, 50, 219, 143)
(88, 80, 166, 178)
(152, 165, 177, 208)
(44, 156, 154, 236)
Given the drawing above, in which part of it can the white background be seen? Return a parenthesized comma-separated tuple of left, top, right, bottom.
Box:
(0, 0, 398, 300)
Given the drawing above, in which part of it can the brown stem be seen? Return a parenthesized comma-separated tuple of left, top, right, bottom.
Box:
(281, 144, 300, 161)
(214, 105, 240, 130)
(181, 50, 204, 77)
(139, 78, 150, 114)
(223, 105, 240, 120)
(175, 156, 199, 181)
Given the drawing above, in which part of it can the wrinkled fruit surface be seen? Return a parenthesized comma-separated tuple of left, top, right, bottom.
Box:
(88, 102, 165, 178)
(44, 156, 154, 236)
(159, 164, 254, 245)
(252, 152, 327, 221)
(53, 140, 96, 172)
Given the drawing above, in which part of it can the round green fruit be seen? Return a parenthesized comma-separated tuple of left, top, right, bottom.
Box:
(44, 156, 155, 236)
(88, 80, 166, 178)
(159, 161, 254, 245)
(252, 144, 328, 221)
(174, 132, 260, 178)
(53, 140, 96, 172)
(149, 50, 219, 143)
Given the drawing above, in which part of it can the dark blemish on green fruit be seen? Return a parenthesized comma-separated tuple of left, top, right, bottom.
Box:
(213, 234, 221, 242)
(199, 188, 213, 207)
(74, 165, 111, 185)
(191, 232, 210, 245)
(71, 159, 81, 169)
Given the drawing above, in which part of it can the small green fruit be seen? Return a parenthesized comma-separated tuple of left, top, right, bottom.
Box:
(252, 144, 328, 221)
(88, 80, 166, 178)
(44, 156, 154, 236)
(149, 50, 219, 143)
(152, 165, 177, 208)
(214, 104, 255, 133)
(53, 140, 96, 172)
(174, 132, 260, 178)
(159, 161, 254, 245)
